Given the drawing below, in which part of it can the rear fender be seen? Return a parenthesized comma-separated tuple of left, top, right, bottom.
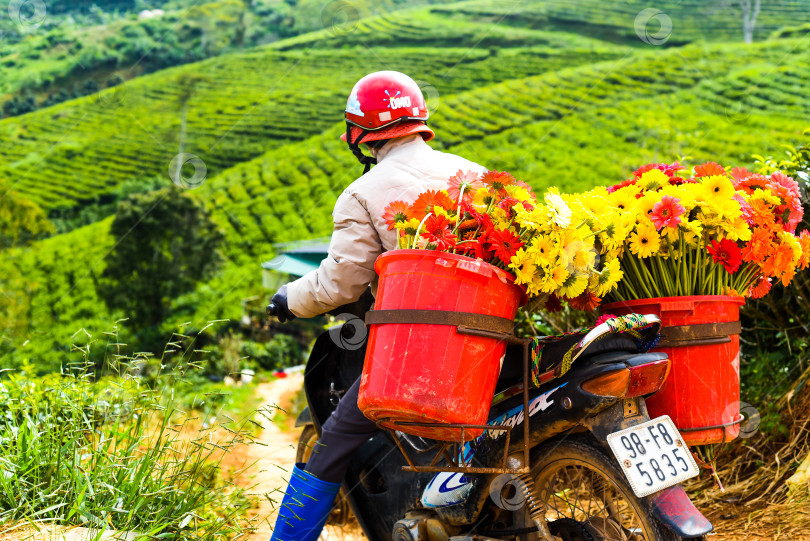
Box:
(582, 400, 713, 538)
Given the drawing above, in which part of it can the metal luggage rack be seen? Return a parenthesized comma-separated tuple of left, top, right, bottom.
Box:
(365, 309, 533, 476)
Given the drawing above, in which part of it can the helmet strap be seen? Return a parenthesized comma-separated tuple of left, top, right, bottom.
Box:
(346, 122, 377, 175)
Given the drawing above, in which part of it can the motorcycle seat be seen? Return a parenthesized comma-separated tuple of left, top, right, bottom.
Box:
(497, 334, 664, 385)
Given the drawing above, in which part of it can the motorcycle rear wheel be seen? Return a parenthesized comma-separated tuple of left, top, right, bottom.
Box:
(520, 437, 675, 541)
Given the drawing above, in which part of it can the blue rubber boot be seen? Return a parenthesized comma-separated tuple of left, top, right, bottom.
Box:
(270, 463, 341, 541)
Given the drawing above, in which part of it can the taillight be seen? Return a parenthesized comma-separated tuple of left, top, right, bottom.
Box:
(580, 359, 671, 398)
(626, 359, 670, 397)
(581, 369, 630, 397)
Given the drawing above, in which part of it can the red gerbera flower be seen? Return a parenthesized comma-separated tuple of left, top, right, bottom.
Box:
(420, 215, 457, 251)
(409, 190, 454, 220)
(607, 178, 637, 194)
(650, 195, 685, 230)
(708, 238, 743, 273)
(633, 162, 684, 180)
(694, 162, 726, 178)
(498, 196, 525, 219)
(447, 169, 484, 203)
(545, 294, 563, 313)
(382, 200, 410, 230)
(486, 228, 524, 266)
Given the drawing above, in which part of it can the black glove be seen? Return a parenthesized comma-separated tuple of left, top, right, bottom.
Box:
(268, 284, 296, 323)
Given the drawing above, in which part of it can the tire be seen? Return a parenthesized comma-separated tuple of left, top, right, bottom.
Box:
(296, 424, 318, 464)
(525, 436, 674, 541)
(295, 424, 354, 529)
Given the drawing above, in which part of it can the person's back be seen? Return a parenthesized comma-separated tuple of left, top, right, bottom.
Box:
(268, 71, 485, 541)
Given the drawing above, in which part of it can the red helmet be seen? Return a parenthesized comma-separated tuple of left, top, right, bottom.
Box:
(341, 71, 434, 143)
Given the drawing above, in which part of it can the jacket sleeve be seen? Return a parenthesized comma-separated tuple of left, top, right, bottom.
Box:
(286, 191, 382, 318)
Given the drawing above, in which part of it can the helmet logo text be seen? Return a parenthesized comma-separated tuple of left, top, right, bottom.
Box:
(384, 89, 412, 110)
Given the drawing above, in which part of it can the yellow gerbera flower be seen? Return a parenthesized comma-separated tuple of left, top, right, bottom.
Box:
(510, 248, 537, 285)
(539, 266, 568, 293)
(472, 187, 493, 211)
(514, 204, 542, 231)
(609, 186, 641, 212)
(589, 257, 624, 297)
(529, 234, 558, 267)
(701, 175, 735, 201)
(558, 273, 588, 298)
(637, 169, 669, 191)
(637, 192, 659, 219)
(629, 222, 661, 258)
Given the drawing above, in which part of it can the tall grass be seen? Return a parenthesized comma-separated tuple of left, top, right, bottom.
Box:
(0, 321, 260, 539)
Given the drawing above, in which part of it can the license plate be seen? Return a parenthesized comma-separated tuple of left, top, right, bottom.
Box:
(606, 415, 699, 498)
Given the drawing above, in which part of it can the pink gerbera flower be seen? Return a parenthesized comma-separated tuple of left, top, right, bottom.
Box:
(447, 169, 484, 203)
(650, 195, 685, 230)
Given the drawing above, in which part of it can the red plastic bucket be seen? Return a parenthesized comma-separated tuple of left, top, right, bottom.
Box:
(601, 296, 744, 446)
(358, 250, 527, 441)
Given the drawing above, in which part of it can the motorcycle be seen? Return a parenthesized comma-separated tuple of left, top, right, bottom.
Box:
(271, 297, 713, 541)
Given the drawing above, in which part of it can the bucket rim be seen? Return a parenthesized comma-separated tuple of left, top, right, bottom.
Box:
(601, 295, 745, 310)
(375, 249, 527, 305)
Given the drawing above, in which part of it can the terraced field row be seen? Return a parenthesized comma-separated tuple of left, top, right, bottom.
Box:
(274, 8, 616, 50)
(437, 0, 810, 44)
(1, 43, 625, 211)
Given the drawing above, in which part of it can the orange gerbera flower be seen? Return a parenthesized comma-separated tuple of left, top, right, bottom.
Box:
(798, 230, 810, 270)
(748, 199, 776, 229)
(760, 243, 795, 278)
(694, 162, 726, 178)
(742, 229, 772, 264)
(382, 200, 411, 230)
(480, 170, 516, 195)
(409, 190, 454, 220)
(567, 291, 602, 312)
(748, 276, 772, 299)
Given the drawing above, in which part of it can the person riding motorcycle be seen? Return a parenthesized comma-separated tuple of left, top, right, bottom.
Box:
(268, 71, 487, 541)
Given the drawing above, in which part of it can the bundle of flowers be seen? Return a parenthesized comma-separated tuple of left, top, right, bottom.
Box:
(603, 161, 810, 301)
(382, 170, 625, 311)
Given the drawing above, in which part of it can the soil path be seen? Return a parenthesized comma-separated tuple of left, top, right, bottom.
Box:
(226, 375, 366, 540)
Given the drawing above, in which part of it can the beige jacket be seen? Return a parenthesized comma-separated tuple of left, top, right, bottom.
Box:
(287, 135, 486, 318)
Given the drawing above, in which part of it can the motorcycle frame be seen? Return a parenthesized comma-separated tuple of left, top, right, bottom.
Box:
(379, 328, 532, 476)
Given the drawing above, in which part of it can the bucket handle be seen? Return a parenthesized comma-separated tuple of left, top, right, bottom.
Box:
(454, 258, 493, 279)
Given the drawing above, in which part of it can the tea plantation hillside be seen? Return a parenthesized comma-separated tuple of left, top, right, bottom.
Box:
(4, 36, 810, 370)
(436, 0, 810, 44)
(0, 25, 626, 212)
(197, 39, 810, 261)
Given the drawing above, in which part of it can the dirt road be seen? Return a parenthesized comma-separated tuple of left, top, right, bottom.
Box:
(230, 375, 366, 540)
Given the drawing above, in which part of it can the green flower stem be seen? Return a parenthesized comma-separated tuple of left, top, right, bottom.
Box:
(622, 250, 655, 298)
(412, 213, 433, 250)
(626, 250, 658, 298)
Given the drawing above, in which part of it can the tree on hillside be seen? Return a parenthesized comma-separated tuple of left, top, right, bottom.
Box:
(0, 184, 54, 248)
(99, 187, 224, 330)
(713, 0, 763, 43)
